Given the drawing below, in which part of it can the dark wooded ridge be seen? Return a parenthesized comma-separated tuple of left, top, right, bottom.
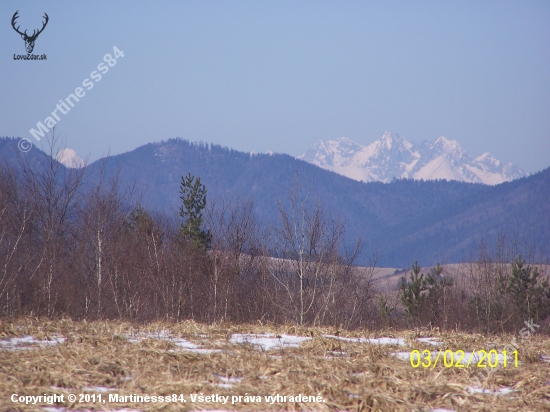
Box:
(0, 137, 549, 332)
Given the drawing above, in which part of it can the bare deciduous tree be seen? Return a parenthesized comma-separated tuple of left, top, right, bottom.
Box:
(269, 175, 366, 327)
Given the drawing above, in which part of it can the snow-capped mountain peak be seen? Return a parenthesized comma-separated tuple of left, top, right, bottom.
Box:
(380, 131, 394, 149)
(298, 132, 526, 185)
(475, 152, 500, 167)
(55, 148, 85, 168)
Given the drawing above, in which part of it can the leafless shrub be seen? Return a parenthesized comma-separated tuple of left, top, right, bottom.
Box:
(265, 176, 372, 328)
(15, 132, 85, 317)
(0, 163, 32, 315)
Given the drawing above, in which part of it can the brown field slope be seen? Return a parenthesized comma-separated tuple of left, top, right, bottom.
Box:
(1, 319, 549, 411)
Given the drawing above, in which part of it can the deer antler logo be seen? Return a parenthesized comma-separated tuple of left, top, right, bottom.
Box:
(11, 11, 49, 54)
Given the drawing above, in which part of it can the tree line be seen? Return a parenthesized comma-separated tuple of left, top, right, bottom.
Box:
(0, 138, 548, 332)
(0, 140, 373, 328)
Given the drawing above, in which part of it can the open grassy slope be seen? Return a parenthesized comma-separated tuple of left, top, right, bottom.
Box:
(1, 319, 549, 411)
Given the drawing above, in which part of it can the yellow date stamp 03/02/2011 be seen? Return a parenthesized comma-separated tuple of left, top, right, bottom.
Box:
(409, 349, 519, 369)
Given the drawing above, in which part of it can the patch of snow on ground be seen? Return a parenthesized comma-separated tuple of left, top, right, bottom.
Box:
(169, 338, 221, 353)
(230, 333, 311, 350)
(368, 337, 406, 345)
(125, 330, 172, 343)
(82, 386, 116, 392)
(417, 337, 441, 346)
(0, 335, 65, 351)
(351, 372, 372, 377)
(125, 330, 220, 353)
(466, 386, 514, 395)
(323, 335, 406, 346)
(392, 351, 414, 361)
(214, 374, 242, 389)
(323, 335, 369, 343)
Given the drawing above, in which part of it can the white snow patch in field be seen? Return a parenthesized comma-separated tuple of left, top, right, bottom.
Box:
(215, 374, 242, 384)
(125, 330, 220, 353)
(417, 337, 441, 346)
(392, 351, 414, 361)
(323, 335, 369, 343)
(368, 337, 406, 345)
(82, 386, 116, 392)
(49, 386, 65, 391)
(170, 337, 221, 353)
(173, 338, 200, 349)
(125, 330, 172, 343)
(351, 371, 373, 377)
(323, 334, 441, 346)
(466, 386, 514, 395)
(323, 335, 406, 346)
(429, 409, 455, 412)
(214, 374, 242, 389)
(0, 335, 65, 351)
(231, 333, 311, 350)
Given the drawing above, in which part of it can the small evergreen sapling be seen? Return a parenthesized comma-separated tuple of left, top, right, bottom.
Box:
(506, 255, 550, 321)
(400, 261, 427, 320)
(400, 261, 451, 326)
(179, 173, 211, 250)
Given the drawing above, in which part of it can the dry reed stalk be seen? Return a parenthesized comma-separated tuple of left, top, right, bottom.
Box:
(0, 318, 548, 411)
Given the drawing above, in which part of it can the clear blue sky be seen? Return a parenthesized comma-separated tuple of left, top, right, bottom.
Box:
(1, 1, 549, 173)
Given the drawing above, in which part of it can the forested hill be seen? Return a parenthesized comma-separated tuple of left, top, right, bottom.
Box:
(2, 137, 549, 267)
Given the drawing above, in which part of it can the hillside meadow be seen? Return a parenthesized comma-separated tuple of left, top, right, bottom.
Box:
(1, 318, 549, 411)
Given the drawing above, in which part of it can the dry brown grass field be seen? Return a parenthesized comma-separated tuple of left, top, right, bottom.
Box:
(1, 318, 549, 411)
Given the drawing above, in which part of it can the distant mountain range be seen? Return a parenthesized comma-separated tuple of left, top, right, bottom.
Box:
(299, 132, 527, 185)
(1, 136, 548, 267)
